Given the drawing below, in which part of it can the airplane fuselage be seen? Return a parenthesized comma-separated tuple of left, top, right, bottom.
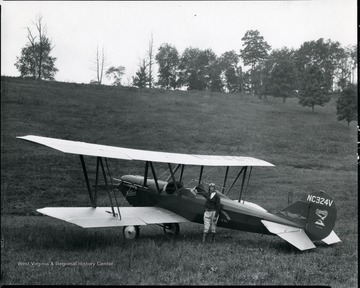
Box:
(118, 175, 303, 235)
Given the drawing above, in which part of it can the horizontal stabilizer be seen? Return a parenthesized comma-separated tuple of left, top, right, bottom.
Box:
(37, 207, 189, 228)
(321, 230, 341, 245)
(261, 220, 316, 251)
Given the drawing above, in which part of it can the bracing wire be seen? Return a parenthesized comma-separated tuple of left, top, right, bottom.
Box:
(184, 166, 220, 188)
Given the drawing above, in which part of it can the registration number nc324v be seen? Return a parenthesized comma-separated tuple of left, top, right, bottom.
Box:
(307, 195, 334, 207)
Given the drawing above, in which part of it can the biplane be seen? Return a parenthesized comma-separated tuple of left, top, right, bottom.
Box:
(17, 135, 341, 251)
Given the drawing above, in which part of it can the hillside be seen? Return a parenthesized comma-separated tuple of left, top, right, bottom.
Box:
(1, 76, 357, 286)
(1, 76, 356, 212)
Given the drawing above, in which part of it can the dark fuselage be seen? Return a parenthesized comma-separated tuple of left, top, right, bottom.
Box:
(118, 175, 303, 235)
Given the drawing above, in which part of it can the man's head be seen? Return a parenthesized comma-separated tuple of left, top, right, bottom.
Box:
(209, 183, 216, 192)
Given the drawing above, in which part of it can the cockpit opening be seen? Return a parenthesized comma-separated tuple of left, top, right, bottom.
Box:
(164, 181, 184, 194)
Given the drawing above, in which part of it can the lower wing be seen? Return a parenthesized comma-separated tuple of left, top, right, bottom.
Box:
(37, 207, 189, 228)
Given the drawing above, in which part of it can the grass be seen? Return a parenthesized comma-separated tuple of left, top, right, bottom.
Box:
(1, 76, 357, 286)
(1, 216, 357, 286)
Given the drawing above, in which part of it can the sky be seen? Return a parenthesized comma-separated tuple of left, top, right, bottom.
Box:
(1, 0, 357, 85)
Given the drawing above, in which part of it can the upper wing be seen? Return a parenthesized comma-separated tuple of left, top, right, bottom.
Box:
(37, 207, 190, 228)
(17, 135, 274, 167)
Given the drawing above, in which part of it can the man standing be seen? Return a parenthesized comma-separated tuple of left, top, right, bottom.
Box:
(195, 183, 221, 243)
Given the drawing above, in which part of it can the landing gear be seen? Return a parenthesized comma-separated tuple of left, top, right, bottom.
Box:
(163, 223, 180, 236)
(123, 225, 140, 240)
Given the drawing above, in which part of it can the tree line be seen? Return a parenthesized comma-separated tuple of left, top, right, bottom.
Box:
(14, 15, 357, 125)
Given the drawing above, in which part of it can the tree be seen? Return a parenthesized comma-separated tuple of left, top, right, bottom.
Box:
(208, 58, 224, 92)
(14, 14, 58, 80)
(147, 33, 155, 88)
(295, 38, 343, 93)
(295, 39, 345, 111)
(178, 47, 202, 90)
(178, 47, 217, 91)
(267, 48, 298, 102)
(132, 59, 149, 88)
(298, 64, 330, 112)
(240, 30, 271, 94)
(334, 46, 352, 90)
(242, 71, 252, 94)
(336, 84, 357, 126)
(348, 45, 357, 84)
(155, 43, 180, 89)
(257, 56, 274, 99)
(90, 46, 108, 85)
(250, 64, 264, 97)
(224, 66, 243, 93)
(335, 45, 357, 89)
(106, 66, 125, 86)
(219, 50, 242, 93)
(201, 49, 221, 92)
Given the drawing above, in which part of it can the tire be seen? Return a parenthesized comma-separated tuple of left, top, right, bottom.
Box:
(163, 223, 180, 235)
(123, 225, 140, 240)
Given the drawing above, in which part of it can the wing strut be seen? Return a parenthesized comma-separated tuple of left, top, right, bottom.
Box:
(144, 161, 149, 187)
(149, 162, 161, 194)
(79, 155, 96, 207)
(222, 166, 230, 194)
(225, 166, 245, 196)
(80, 155, 121, 218)
(99, 157, 121, 219)
(105, 158, 113, 185)
(165, 164, 181, 182)
(238, 166, 248, 202)
(94, 157, 101, 207)
(198, 166, 204, 184)
(243, 166, 253, 201)
(167, 163, 179, 194)
(180, 165, 185, 182)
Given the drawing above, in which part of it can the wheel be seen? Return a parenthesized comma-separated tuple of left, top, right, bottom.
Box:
(163, 223, 180, 235)
(123, 225, 140, 240)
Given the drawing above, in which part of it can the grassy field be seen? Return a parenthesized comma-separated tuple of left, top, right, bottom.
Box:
(1, 76, 357, 286)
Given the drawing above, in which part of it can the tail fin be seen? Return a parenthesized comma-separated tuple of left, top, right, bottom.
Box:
(277, 191, 338, 242)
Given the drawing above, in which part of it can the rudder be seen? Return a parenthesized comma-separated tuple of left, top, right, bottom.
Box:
(305, 190, 337, 241)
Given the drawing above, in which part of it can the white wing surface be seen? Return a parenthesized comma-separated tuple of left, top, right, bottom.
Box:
(17, 135, 274, 167)
(37, 207, 190, 228)
(261, 220, 316, 251)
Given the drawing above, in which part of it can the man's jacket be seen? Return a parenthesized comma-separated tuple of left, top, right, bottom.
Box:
(195, 184, 221, 217)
